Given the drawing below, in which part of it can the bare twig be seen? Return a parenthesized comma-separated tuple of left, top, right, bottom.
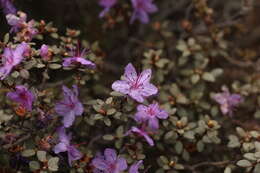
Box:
(3, 134, 31, 149)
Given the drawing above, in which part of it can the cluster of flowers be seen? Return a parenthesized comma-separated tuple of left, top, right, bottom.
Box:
(0, 1, 244, 172)
(0, 41, 243, 171)
(98, 0, 158, 24)
(91, 63, 168, 172)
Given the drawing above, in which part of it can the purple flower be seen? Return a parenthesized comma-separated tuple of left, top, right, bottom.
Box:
(112, 63, 158, 103)
(6, 12, 27, 33)
(128, 126, 154, 146)
(135, 102, 168, 130)
(98, 0, 117, 18)
(213, 88, 243, 116)
(7, 85, 35, 111)
(130, 0, 158, 24)
(92, 148, 127, 173)
(63, 48, 95, 68)
(129, 160, 143, 173)
(55, 85, 84, 128)
(0, 0, 16, 15)
(40, 44, 49, 60)
(53, 127, 82, 166)
(0, 42, 29, 80)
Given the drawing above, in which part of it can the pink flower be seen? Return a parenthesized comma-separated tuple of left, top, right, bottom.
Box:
(135, 102, 168, 130)
(7, 85, 35, 111)
(0, 42, 29, 80)
(40, 44, 50, 60)
(63, 47, 95, 68)
(130, 0, 158, 24)
(6, 11, 38, 40)
(55, 85, 84, 128)
(112, 63, 158, 103)
(92, 148, 128, 173)
(213, 87, 243, 116)
(128, 126, 154, 146)
(53, 127, 82, 166)
(6, 12, 27, 33)
(98, 0, 117, 18)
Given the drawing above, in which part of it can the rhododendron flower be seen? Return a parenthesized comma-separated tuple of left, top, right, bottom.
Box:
(63, 47, 95, 68)
(213, 87, 243, 116)
(128, 126, 154, 146)
(53, 127, 82, 166)
(6, 11, 38, 40)
(135, 102, 168, 130)
(112, 63, 158, 103)
(7, 85, 35, 111)
(0, 0, 16, 15)
(55, 85, 84, 128)
(40, 44, 50, 60)
(98, 0, 117, 18)
(0, 42, 29, 80)
(92, 148, 127, 173)
(6, 11, 27, 33)
(130, 0, 158, 24)
(129, 160, 143, 173)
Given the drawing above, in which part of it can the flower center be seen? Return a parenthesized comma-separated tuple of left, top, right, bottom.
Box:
(109, 163, 116, 171)
(19, 92, 28, 100)
(131, 75, 143, 90)
(147, 108, 155, 116)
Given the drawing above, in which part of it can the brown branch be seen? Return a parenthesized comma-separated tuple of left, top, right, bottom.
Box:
(184, 160, 234, 173)
(3, 134, 31, 149)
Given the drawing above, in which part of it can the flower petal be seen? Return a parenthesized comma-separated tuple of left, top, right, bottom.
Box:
(112, 80, 130, 94)
(104, 148, 117, 163)
(143, 132, 154, 146)
(148, 117, 159, 130)
(124, 63, 137, 83)
(129, 160, 143, 173)
(53, 143, 67, 154)
(138, 69, 152, 84)
(141, 83, 158, 97)
(117, 157, 128, 171)
(68, 146, 82, 166)
(62, 111, 76, 128)
(156, 110, 168, 119)
(92, 158, 109, 170)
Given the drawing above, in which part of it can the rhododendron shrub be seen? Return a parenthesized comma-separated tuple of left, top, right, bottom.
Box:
(0, 1, 259, 173)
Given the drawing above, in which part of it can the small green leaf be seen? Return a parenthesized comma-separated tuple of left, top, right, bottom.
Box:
(49, 63, 62, 69)
(11, 71, 20, 78)
(4, 33, 9, 43)
(29, 161, 40, 171)
(107, 108, 116, 115)
(237, 160, 252, 167)
(21, 149, 36, 157)
(244, 153, 256, 161)
(236, 127, 246, 137)
(174, 163, 184, 170)
(224, 167, 232, 173)
(183, 131, 195, 140)
(103, 134, 114, 141)
(37, 151, 47, 162)
(175, 141, 183, 154)
(104, 118, 111, 126)
(197, 140, 204, 152)
(253, 164, 260, 173)
(48, 157, 59, 171)
(202, 72, 215, 82)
